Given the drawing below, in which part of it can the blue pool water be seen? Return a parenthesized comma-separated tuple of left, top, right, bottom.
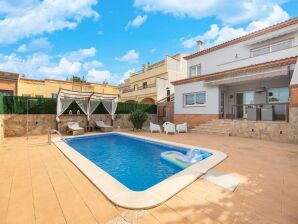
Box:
(66, 133, 209, 191)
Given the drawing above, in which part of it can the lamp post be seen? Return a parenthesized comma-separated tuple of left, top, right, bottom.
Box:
(27, 98, 38, 140)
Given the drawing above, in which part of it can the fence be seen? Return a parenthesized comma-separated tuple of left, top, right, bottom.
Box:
(0, 95, 157, 114)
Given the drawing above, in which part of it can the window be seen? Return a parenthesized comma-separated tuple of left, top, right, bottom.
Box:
(52, 93, 58, 99)
(134, 85, 138, 91)
(251, 39, 293, 57)
(0, 90, 13, 96)
(143, 82, 147, 89)
(189, 64, 201, 77)
(184, 92, 206, 106)
(268, 87, 289, 103)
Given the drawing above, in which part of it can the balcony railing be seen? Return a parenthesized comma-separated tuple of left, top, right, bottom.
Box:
(231, 103, 289, 122)
(137, 83, 156, 91)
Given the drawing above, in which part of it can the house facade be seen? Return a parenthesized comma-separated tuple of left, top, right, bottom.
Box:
(0, 71, 19, 96)
(119, 54, 188, 104)
(18, 78, 119, 98)
(172, 18, 298, 128)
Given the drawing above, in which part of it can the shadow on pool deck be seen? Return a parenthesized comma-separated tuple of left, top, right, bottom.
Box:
(0, 131, 297, 224)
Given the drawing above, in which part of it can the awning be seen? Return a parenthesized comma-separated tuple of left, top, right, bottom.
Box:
(56, 88, 118, 122)
(204, 66, 289, 86)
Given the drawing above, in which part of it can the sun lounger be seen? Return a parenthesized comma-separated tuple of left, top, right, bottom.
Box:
(150, 122, 161, 133)
(176, 122, 187, 133)
(95, 120, 113, 132)
(162, 122, 176, 134)
(67, 122, 84, 135)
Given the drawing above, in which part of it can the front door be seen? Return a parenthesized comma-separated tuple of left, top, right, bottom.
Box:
(236, 92, 254, 119)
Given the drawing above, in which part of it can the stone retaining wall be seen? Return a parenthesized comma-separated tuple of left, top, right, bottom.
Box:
(3, 114, 158, 137)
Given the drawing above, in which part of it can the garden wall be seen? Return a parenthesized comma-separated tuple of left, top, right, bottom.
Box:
(3, 114, 157, 137)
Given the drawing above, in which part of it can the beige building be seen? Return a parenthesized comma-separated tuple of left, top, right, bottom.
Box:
(18, 78, 119, 98)
(118, 54, 188, 104)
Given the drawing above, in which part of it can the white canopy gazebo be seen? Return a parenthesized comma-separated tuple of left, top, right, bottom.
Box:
(56, 88, 118, 123)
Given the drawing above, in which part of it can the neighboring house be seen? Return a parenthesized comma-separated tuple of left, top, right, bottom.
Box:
(0, 71, 19, 96)
(119, 54, 188, 104)
(18, 78, 119, 98)
(172, 18, 298, 127)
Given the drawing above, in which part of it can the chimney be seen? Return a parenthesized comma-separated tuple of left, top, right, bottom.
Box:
(197, 40, 204, 52)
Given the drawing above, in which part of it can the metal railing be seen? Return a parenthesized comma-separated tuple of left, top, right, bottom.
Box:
(48, 129, 66, 144)
(231, 102, 289, 122)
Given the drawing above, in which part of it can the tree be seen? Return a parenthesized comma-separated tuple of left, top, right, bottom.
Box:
(102, 79, 109, 85)
(128, 110, 148, 130)
(68, 75, 86, 83)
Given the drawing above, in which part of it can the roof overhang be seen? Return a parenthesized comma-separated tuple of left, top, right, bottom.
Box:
(172, 56, 297, 86)
(204, 66, 289, 86)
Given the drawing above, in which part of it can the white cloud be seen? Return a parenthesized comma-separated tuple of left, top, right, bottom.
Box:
(38, 57, 81, 78)
(17, 37, 52, 53)
(83, 60, 103, 70)
(120, 69, 135, 83)
(86, 69, 111, 83)
(181, 5, 289, 49)
(125, 15, 148, 30)
(0, 53, 51, 78)
(151, 48, 157, 53)
(116, 49, 139, 64)
(65, 47, 96, 61)
(0, 47, 106, 81)
(134, 0, 287, 25)
(0, 0, 99, 44)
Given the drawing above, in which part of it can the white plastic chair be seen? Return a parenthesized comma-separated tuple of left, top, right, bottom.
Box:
(150, 122, 161, 133)
(176, 122, 187, 133)
(163, 122, 176, 134)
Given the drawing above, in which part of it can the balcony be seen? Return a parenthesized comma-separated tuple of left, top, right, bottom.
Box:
(217, 46, 298, 73)
(120, 83, 157, 99)
(231, 103, 289, 122)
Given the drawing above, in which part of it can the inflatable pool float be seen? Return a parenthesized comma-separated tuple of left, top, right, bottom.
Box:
(160, 149, 212, 169)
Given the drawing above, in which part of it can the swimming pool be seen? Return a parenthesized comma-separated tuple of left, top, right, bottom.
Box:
(66, 133, 211, 191)
(53, 132, 226, 208)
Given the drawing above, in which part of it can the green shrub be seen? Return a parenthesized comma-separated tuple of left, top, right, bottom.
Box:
(128, 110, 148, 129)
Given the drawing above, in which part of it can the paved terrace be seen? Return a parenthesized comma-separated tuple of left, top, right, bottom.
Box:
(0, 132, 297, 224)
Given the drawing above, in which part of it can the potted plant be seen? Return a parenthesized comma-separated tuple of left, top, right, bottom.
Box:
(128, 110, 148, 130)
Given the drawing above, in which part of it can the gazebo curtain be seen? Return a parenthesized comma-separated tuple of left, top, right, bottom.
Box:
(87, 100, 101, 120)
(102, 99, 118, 120)
(56, 89, 118, 122)
(75, 98, 89, 118)
(56, 97, 74, 122)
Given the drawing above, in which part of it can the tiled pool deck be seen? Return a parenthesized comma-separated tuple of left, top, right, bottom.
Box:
(0, 131, 297, 224)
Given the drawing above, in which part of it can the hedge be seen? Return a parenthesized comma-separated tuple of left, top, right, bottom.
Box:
(0, 93, 3, 114)
(1, 96, 157, 114)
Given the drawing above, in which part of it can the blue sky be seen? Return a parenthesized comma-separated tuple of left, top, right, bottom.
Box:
(0, 0, 297, 85)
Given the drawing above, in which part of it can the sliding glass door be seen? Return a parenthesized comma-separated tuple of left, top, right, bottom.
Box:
(236, 92, 254, 119)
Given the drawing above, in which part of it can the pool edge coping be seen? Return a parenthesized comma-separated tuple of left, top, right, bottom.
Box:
(52, 132, 227, 209)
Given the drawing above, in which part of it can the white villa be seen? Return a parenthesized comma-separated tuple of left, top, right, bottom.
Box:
(172, 18, 298, 134)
